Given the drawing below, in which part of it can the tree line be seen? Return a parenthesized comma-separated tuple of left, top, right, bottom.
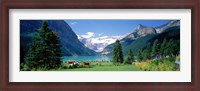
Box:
(112, 38, 179, 64)
(137, 39, 180, 61)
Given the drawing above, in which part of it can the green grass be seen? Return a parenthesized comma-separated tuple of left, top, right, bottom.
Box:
(56, 62, 141, 71)
(22, 57, 179, 71)
(59, 65, 140, 71)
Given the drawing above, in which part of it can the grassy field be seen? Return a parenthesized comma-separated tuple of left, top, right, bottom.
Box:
(25, 57, 179, 71)
(57, 62, 141, 71)
(54, 57, 179, 71)
(59, 65, 140, 71)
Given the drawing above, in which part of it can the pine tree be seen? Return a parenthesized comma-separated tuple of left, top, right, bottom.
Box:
(167, 39, 177, 56)
(112, 40, 124, 65)
(174, 40, 180, 55)
(142, 49, 148, 60)
(24, 21, 62, 70)
(145, 43, 152, 60)
(137, 49, 143, 61)
(161, 38, 167, 57)
(151, 39, 160, 58)
(125, 49, 134, 64)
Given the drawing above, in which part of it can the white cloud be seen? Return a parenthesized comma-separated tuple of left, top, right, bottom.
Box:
(90, 35, 123, 44)
(86, 32, 95, 36)
(81, 32, 95, 38)
(99, 36, 108, 39)
(98, 33, 103, 36)
(69, 22, 78, 25)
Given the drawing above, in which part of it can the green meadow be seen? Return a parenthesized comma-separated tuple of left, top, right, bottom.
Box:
(58, 62, 141, 71)
(52, 57, 179, 71)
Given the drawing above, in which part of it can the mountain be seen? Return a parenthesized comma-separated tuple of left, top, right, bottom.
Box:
(77, 23, 156, 53)
(126, 24, 156, 38)
(124, 26, 180, 55)
(78, 35, 122, 52)
(102, 24, 157, 55)
(102, 20, 180, 55)
(155, 20, 180, 33)
(121, 24, 156, 42)
(20, 20, 97, 60)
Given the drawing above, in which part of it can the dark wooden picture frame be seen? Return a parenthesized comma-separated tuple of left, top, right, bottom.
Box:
(0, 0, 199, 91)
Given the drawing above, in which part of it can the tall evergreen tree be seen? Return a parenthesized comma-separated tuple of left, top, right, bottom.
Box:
(167, 39, 177, 56)
(137, 49, 143, 61)
(142, 49, 148, 60)
(112, 40, 124, 65)
(173, 40, 180, 55)
(125, 49, 134, 64)
(145, 43, 152, 60)
(24, 21, 62, 70)
(160, 38, 167, 56)
(151, 39, 160, 58)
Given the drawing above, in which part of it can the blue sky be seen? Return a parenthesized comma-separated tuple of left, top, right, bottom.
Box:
(65, 20, 169, 37)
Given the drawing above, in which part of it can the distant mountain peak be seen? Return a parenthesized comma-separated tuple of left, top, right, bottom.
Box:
(168, 20, 180, 25)
(155, 20, 180, 33)
(136, 24, 145, 29)
(78, 35, 123, 52)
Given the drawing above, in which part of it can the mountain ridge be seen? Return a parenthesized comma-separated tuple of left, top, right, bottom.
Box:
(102, 20, 180, 55)
(155, 20, 180, 33)
(20, 20, 97, 58)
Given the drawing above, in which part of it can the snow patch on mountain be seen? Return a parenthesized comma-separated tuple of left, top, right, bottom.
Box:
(78, 32, 123, 52)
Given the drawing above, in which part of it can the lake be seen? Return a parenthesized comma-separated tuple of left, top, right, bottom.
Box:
(62, 55, 112, 62)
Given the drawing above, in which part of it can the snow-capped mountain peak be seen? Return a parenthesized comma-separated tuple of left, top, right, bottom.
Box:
(78, 34, 123, 52)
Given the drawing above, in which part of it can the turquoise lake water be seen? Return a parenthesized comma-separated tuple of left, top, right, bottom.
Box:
(62, 55, 112, 62)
